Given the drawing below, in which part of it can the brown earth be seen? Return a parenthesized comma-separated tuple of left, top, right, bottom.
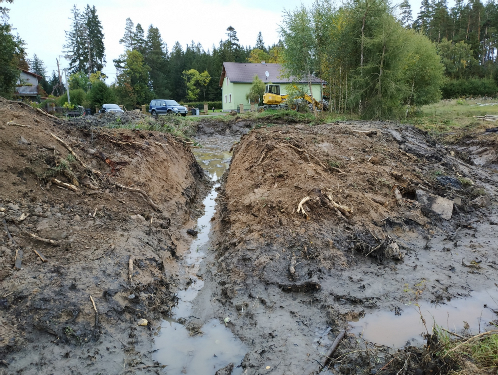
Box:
(1, 100, 497, 375)
(0, 98, 208, 374)
(199, 121, 498, 374)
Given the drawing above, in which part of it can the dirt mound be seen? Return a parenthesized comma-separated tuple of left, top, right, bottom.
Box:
(0, 98, 207, 373)
(215, 122, 489, 286)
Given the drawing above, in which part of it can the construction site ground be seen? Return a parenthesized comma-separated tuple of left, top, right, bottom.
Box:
(0, 100, 497, 375)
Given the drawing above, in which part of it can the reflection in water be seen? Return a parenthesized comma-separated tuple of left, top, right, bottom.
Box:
(154, 319, 247, 375)
(154, 147, 246, 373)
(350, 289, 498, 347)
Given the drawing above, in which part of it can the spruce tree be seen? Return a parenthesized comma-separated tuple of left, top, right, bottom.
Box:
(85, 5, 105, 73)
(144, 25, 170, 98)
(119, 18, 135, 50)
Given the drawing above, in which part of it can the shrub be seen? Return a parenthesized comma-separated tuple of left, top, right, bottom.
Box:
(58, 89, 87, 106)
(441, 78, 497, 99)
(180, 101, 222, 110)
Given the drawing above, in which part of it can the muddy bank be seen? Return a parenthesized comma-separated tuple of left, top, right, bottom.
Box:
(0, 98, 208, 374)
(197, 121, 498, 374)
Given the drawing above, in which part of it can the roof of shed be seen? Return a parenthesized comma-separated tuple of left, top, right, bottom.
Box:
(219, 62, 323, 86)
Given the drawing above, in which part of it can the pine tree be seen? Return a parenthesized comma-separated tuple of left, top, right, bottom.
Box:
(84, 5, 105, 73)
(64, 5, 105, 74)
(399, 0, 413, 27)
(64, 5, 87, 74)
(119, 18, 135, 50)
(134, 24, 146, 56)
(256, 31, 266, 51)
(144, 25, 170, 98)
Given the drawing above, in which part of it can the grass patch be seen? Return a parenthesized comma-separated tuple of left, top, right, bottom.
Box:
(433, 325, 498, 374)
(407, 98, 498, 141)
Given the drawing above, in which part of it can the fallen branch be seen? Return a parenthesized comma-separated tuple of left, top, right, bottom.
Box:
(90, 295, 99, 329)
(7, 121, 30, 128)
(33, 249, 47, 262)
(440, 328, 465, 339)
(114, 182, 161, 212)
(2, 218, 16, 245)
(282, 143, 328, 170)
(323, 330, 346, 369)
(326, 194, 353, 217)
(50, 133, 101, 176)
(297, 196, 311, 218)
(23, 231, 60, 246)
(445, 330, 498, 355)
(129, 256, 134, 282)
(51, 178, 79, 192)
(36, 107, 60, 120)
(14, 249, 23, 269)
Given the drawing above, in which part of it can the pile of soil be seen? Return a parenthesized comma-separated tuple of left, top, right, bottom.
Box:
(202, 121, 498, 373)
(0, 98, 207, 374)
(216, 122, 492, 285)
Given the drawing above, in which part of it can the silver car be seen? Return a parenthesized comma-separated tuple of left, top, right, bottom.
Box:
(100, 104, 124, 114)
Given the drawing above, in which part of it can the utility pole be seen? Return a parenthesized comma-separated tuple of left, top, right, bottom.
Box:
(64, 69, 71, 104)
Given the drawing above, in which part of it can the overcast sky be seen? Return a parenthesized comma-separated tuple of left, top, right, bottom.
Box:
(9, 0, 431, 83)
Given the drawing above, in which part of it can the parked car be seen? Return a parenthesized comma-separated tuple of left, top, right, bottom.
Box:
(100, 104, 124, 114)
(149, 99, 187, 117)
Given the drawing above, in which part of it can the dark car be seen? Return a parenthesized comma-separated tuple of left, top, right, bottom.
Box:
(149, 99, 187, 117)
(100, 104, 124, 114)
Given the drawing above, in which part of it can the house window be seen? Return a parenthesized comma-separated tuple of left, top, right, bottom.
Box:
(229, 94, 231, 103)
(225, 95, 227, 103)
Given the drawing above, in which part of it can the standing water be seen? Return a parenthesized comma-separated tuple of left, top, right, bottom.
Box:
(153, 147, 247, 374)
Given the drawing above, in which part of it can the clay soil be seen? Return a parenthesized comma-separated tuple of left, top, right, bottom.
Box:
(1, 102, 497, 375)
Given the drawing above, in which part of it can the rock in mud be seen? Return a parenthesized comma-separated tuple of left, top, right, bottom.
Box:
(215, 362, 234, 375)
(187, 228, 198, 236)
(416, 189, 453, 220)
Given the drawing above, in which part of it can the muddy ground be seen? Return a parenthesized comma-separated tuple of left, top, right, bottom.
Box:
(1, 102, 497, 375)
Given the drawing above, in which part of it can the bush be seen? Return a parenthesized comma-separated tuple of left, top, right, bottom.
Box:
(58, 89, 87, 106)
(441, 78, 498, 99)
(87, 81, 116, 112)
(180, 101, 222, 110)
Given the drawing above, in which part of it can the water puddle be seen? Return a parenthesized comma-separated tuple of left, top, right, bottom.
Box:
(154, 147, 247, 374)
(350, 289, 498, 347)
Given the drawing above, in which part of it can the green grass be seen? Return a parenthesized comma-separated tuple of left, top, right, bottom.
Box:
(434, 325, 498, 373)
(406, 98, 498, 138)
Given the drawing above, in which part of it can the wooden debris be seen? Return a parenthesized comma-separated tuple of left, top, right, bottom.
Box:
(90, 295, 98, 313)
(90, 295, 99, 329)
(14, 249, 23, 269)
(322, 330, 346, 369)
(7, 121, 30, 128)
(394, 187, 403, 205)
(445, 330, 498, 356)
(351, 129, 379, 136)
(297, 196, 311, 218)
(33, 249, 47, 262)
(114, 182, 161, 212)
(2, 218, 16, 246)
(289, 255, 297, 275)
(326, 194, 353, 217)
(51, 178, 79, 192)
(129, 256, 134, 282)
(50, 133, 101, 176)
(474, 115, 498, 122)
(36, 107, 59, 120)
(23, 231, 60, 246)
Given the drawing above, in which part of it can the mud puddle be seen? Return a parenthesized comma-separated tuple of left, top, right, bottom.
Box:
(154, 147, 247, 374)
(351, 288, 498, 347)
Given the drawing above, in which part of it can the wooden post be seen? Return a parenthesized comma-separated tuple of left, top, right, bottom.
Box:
(251, 103, 255, 112)
(239, 104, 244, 113)
(203, 103, 208, 114)
(141, 105, 146, 114)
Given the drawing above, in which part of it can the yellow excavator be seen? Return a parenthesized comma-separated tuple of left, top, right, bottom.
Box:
(262, 84, 323, 110)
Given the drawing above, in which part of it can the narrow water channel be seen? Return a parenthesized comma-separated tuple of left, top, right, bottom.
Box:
(153, 147, 247, 374)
